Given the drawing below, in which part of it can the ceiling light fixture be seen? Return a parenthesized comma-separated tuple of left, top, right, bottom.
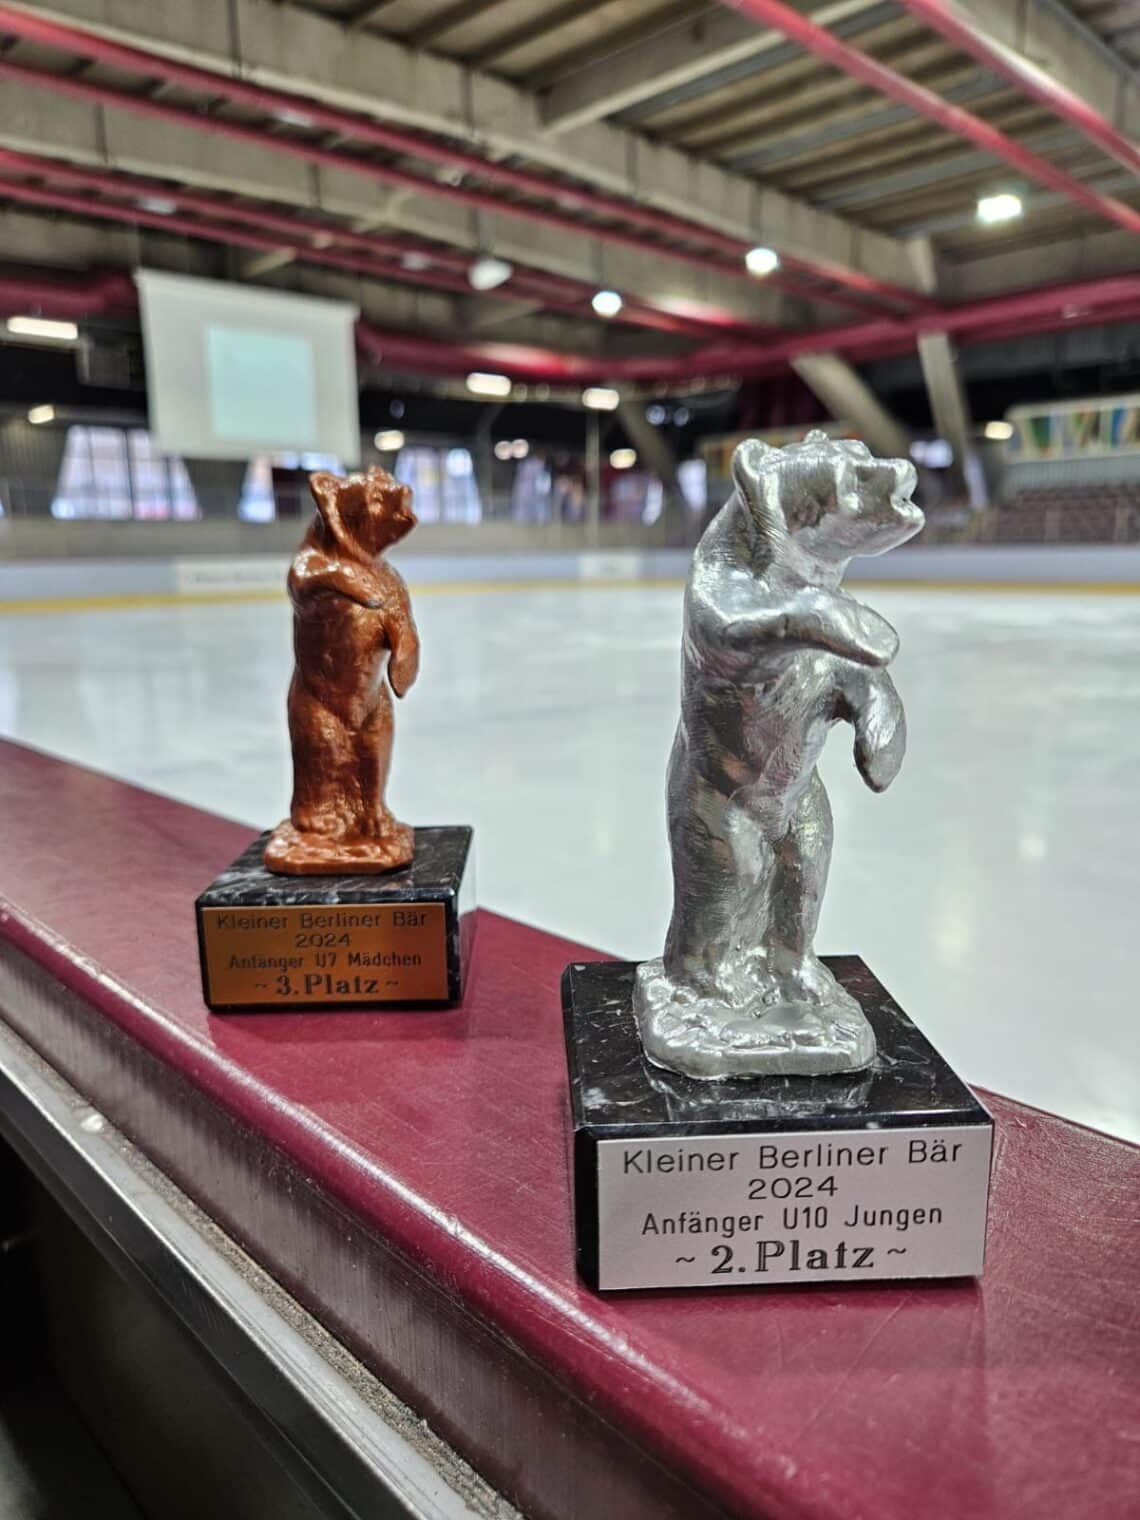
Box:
(469, 256, 514, 292)
(984, 420, 1014, 441)
(582, 386, 621, 411)
(374, 429, 405, 451)
(591, 289, 623, 318)
(27, 404, 55, 425)
(976, 193, 1023, 225)
(610, 448, 637, 470)
(465, 371, 512, 398)
(745, 246, 780, 277)
(6, 316, 78, 342)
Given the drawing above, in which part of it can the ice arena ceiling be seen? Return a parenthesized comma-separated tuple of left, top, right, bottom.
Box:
(0, 0, 1137, 411)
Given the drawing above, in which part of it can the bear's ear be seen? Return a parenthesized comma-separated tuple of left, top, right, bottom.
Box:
(803, 428, 830, 445)
(731, 438, 786, 547)
(310, 471, 354, 555)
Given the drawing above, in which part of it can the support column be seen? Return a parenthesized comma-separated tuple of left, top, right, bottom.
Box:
(472, 403, 502, 521)
(183, 458, 250, 518)
(584, 411, 601, 544)
(790, 353, 912, 459)
(907, 234, 986, 507)
(0, 418, 69, 516)
(615, 399, 686, 536)
(916, 331, 986, 507)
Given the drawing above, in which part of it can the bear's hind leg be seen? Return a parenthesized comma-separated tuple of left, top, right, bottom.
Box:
(662, 762, 773, 1002)
(768, 770, 831, 955)
(764, 770, 833, 1002)
(354, 684, 413, 868)
(288, 681, 355, 837)
(265, 679, 361, 873)
(765, 769, 857, 1011)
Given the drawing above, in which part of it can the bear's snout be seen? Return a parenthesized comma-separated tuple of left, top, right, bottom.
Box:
(892, 458, 918, 501)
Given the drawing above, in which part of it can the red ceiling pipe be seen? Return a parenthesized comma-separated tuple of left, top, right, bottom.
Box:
(362, 270, 1140, 382)
(808, 293, 1140, 366)
(357, 324, 600, 382)
(0, 3, 932, 312)
(0, 146, 784, 343)
(718, 272, 1140, 368)
(3, 264, 1136, 386)
(851, 299, 1140, 366)
(0, 4, 752, 253)
(361, 287, 1140, 385)
(0, 177, 501, 299)
(0, 147, 476, 273)
(720, 0, 1140, 236)
(0, 169, 782, 346)
(0, 58, 845, 320)
(0, 269, 134, 318)
(0, 60, 913, 327)
(895, 0, 1140, 179)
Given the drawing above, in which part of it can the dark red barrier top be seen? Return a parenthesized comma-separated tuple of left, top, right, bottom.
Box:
(0, 739, 1136, 1520)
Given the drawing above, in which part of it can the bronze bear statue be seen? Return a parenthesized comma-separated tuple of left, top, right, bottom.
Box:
(265, 465, 420, 876)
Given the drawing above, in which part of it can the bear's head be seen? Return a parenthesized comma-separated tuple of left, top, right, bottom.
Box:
(732, 431, 923, 578)
(309, 466, 417, 560)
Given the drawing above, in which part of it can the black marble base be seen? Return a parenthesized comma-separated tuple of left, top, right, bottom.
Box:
(197, 827, 474, 1011)
(562, 959, 993, 1291)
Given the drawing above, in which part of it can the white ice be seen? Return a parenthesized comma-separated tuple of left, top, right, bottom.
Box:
(0, 583, 1136, 1143)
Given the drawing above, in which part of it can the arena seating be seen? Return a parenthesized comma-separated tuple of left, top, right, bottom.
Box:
(988, 483, 1140, 544)
(917, 483, 1140, 546)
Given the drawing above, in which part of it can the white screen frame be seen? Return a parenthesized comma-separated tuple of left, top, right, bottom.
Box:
(136, 270, 360, 464)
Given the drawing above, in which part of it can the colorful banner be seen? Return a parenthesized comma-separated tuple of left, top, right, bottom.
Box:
(1008, 394, 1140, 460)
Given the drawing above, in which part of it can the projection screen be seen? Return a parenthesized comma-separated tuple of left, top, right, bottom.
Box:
(136, 271, 360, 465)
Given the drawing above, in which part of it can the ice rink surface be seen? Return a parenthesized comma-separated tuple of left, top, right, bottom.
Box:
(1, 582, 1137, 1144)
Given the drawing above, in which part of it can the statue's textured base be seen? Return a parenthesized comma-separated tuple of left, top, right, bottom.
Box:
(562, 957, 993, 1292)
(634, 956, 875, 1078)
(197, 826, 474, 1010)
(264, 819, 414, 876)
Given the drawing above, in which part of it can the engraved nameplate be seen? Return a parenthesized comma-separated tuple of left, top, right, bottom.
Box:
(199, 901, 449, 1007)
(595, 1125, 992, 1291)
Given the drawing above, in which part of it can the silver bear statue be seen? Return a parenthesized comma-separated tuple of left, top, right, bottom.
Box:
(634, 432, 924, 1080)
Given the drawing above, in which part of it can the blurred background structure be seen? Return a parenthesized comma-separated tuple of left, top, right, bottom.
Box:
(0, 0, 1137, 596)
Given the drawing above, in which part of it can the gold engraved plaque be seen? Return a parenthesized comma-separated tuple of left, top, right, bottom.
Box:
(199, 901, 448, 1007)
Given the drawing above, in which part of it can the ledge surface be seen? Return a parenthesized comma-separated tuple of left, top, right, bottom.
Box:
(0, 738, 1137, 1520)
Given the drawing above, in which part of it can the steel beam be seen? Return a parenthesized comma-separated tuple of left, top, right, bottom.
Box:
(946, 226, 1140, 300)
(540, 0, 876, 133)
(0, 56, 906, 321)
(916, 329, 982, 502)
(615, 397, 686, 522)
(6, 252, 1140, 387)
(896, 0, 1140, 174)
(816, 124, 1078, 211)
(354, 271, 1140, 382)
(0, 78, 804, 330)
(0, 146, 798, 343)
(0, 212, 460, 335)
(720, 0, 1140, 235)
(0, 0, 925, 295)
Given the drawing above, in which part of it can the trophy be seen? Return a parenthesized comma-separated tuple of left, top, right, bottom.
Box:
(197, 467, 474, 1010)
(563, 434, 992, 1290)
